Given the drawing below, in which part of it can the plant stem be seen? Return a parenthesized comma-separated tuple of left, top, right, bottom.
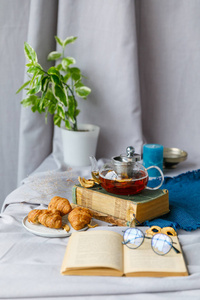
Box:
(72, 119, 77, 131)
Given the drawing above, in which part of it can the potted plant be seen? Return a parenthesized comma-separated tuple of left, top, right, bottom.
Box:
(17, 36, 100, 166)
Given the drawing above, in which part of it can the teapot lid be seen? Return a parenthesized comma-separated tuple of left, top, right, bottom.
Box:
(113, 146, 141, 164)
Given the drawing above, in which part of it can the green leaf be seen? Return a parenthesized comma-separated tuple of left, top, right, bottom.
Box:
(41, 76, 49, 92)
(38, 97, 46, 113)
(54, 114, 62, 127)
(51, 74, 62, 86)
(74, 109, 80, 117)
(27, 66, 38, 74)
(75, 86, 91, 99)
(74, 80, 84, 88)
(26, 62, 34, 67)
(29, 73, 38, 86)
(55, 63, 63, 71)
(47, 51, 62, 61)
(67, 96, 76, 122)
(24, 42, 37, 62)
(16, 80, 30, 94)
(63, 72, 71, 83)
(45, 90, 56, 102)
(47, 66, 61, 77)
(34, 62, 43, 69)
(70, 67, 81, 81)
(55, 36, 64, 47)
(21, 95, 44, 114)
(64, 119, 71, 129)
(63, 36, 77, 46)
(20, 95, 37, 107)
(61, 59, 68, 71)
(57, 104, 65, 119)
(52, 83, 67, 106)
(27, 84, 41, 95)
(70, 67, 81, 74)
(48, 102, 56, 114)
(31, 106, 37, 113)
(27, 66, 42, 74)
(27, 75, 42, 95)
(62, 57, 76, 70)
(28, 65, 43, 85)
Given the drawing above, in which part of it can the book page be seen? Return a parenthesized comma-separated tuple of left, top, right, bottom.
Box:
(61, 230, 124, 273)
(123, 236, 188, 276)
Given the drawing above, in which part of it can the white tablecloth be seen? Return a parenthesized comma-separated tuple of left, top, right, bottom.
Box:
(1, 157, 200, 300)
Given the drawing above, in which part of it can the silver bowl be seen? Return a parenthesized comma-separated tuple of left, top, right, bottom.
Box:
(163, 147, 188, 168)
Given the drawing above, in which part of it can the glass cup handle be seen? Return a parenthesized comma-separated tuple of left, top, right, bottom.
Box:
(145, 166, 164, 190)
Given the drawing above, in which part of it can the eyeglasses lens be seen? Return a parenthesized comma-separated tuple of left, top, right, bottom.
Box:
(123, 228, 144, 249)
(151, 233, 172, 255)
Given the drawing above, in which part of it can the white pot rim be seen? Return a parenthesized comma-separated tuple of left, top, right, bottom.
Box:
(61, 123, 100, 132)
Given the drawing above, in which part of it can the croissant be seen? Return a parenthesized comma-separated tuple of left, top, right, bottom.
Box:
(48, 196, 72, 216)
(28, 209, 45, 224)
(38, 209, 62, 229)
(68, 207, 92, 230)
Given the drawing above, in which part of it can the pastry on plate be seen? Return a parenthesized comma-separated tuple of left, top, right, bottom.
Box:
(28, 209, 45, 224)
(48, 196, 72, 216)
(68, 207, 92, 230)
(38, 209, 62, 229)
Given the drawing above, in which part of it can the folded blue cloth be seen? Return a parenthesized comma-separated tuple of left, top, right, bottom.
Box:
(144, 169, 200, 231)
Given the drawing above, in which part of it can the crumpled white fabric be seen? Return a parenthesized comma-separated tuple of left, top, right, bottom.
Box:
(1, 161, 200, 299)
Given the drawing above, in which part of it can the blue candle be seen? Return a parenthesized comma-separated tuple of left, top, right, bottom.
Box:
(143, 144, 164, 178)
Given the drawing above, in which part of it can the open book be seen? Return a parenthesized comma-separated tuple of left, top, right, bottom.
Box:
(61, 230, 188, 277)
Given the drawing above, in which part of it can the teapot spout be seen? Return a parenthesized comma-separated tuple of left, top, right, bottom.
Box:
(89, 156, 100, 184)
(89, 156, 98, 172)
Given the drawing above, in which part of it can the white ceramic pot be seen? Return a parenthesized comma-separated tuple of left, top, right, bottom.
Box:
(61, 123, 100, 167)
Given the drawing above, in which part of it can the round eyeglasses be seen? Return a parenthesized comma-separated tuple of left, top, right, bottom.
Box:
(122, 228, 180, 255)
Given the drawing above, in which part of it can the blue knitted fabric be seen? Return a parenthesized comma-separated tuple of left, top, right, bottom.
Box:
(143, 169, 200, 231)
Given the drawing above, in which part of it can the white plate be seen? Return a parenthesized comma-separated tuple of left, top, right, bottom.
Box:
(22, 214, 87, 238)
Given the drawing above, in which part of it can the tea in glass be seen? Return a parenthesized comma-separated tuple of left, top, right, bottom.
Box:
(99, 170, 148, 195)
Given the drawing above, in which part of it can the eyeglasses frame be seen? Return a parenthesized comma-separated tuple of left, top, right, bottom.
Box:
(122, 227, 180, 255)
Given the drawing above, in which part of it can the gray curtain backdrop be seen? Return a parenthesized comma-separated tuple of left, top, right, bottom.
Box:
(1, 0, 200, 209)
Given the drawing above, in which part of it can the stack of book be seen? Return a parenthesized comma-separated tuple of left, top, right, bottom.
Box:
(72, 185, 169, 226)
